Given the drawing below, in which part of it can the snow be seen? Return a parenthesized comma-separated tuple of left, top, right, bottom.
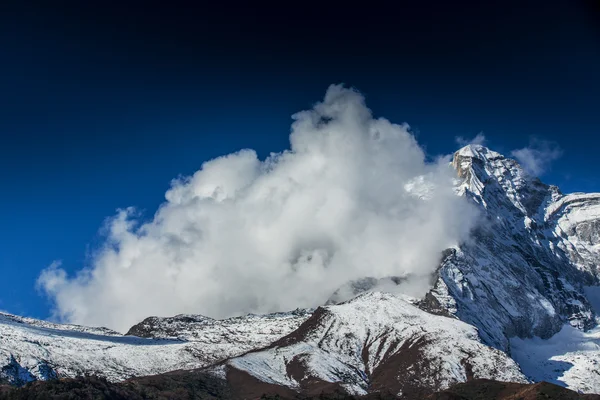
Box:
(229, 292, 526, 394)
(0, 309, 310, 384)
(0, 312, 120, 336)
(438, 145, 600, 353)
(456, 144, 503, 161)
(447, 145, 600, 394)
(545, 193, 600, 222)
(511, 324, 600, 394)
(0, 318, 195, 383)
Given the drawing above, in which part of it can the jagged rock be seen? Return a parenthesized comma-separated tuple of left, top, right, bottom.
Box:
(429, 145, 599, 352)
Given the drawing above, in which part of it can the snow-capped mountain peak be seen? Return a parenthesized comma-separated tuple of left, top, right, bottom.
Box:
(455, 143, 503, 162)
(452, 144, 554, 217)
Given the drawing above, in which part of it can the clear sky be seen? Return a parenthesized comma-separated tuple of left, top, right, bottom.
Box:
(0, 1, 598, 321)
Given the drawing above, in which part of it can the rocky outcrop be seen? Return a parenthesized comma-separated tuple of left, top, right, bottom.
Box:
(125, 309, 311, 342)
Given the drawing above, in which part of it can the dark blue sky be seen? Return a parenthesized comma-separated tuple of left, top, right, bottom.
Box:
(0, 1, 598, 320)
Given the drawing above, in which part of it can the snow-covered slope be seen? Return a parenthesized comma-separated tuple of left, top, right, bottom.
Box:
(0, 312, 120, 337)
(511, 324, 600, 394)
(224, 292, 527, 398)
(509, 285, 600, 394)
(0, 309, 310, 386)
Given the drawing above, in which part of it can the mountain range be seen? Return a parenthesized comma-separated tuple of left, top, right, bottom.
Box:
(1, 144, 599, 399)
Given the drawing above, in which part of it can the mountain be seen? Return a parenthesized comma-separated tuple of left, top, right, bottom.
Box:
(0, 309, 310, 386)
(1, 145, 599, 398)
(430, 145, 600, 393)
(437, 145, 599, 348)
(222, 291, 526, 397)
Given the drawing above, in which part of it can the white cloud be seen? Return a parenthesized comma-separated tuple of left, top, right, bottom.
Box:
(455, 132, 486, 147)
(38, 85, 478, 332)
(511, 138, 563, 176)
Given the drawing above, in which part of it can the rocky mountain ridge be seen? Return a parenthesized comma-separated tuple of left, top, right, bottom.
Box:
(430, 145, 599, 348)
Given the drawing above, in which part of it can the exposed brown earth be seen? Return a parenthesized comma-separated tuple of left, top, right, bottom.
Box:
(1, 375, 598, 400)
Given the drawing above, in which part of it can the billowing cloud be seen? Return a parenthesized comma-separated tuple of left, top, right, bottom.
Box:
(511, 138, 563, 176)
(455, 132, 486, 147)
(38, 85, 477, 332)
